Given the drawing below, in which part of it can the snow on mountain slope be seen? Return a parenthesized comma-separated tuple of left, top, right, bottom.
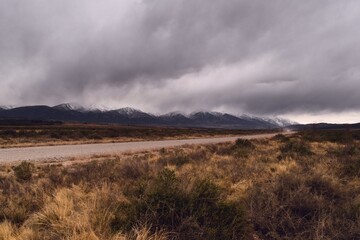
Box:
(53, 103, 112, 113)
(1, 103, 296, 128)
(115, 107, 153, 118)
(53, 103, 88, 112)
(0, 105, 16, 110)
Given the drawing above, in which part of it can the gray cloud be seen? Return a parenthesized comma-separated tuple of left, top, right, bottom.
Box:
(1, 0, 360, 121)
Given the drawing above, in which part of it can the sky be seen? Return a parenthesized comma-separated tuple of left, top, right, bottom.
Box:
(1, 0, 360, 124)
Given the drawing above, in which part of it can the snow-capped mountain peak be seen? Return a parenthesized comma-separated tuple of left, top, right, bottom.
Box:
(87, 104, 111, 112)
(116, 107, 143, 115)
(53, 103, 113, 113)
(0, 103, 297, 129)
(209, 111, 224, 117)
(53, 103, 88, 112)
(114, 107, 154, 118)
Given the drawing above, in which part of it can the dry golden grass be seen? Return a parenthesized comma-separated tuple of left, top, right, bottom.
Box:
(1, 130, 360, 239)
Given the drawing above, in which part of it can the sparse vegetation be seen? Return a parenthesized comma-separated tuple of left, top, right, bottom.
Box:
(13, 161, 34, 181)
(0, 123, 276, 148)
(1, 130, 360, 239)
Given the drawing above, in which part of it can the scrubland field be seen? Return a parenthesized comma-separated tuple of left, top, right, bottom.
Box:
(0, 123, 274, 148)
(1, 130, 360, 239)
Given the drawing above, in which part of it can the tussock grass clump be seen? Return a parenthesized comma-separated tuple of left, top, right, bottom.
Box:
(112, 169, 246, 239)
(13, 161, 35, 181)
(248, 172, 356, 239)
(158, 153, 191, 167)
(217, 138, 255, 157)
(0, 178, 46, 225)
(158, 148, 207, 167)
(0, 221, 35, 240)
(272, 133, 289, 142)
(341, 157, 360, 178)
(279, 138, 313, 159)
(235, 139, 254, 149)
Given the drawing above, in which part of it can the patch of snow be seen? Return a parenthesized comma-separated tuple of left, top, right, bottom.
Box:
(53, 103, 89, 112)
(210, 111, 224, 117)
(116, 107, 143, 115)
(87, 104, 112, 112)
(0, 105, 16, 110)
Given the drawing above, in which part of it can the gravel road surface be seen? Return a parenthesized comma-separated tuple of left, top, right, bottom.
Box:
(0, 133, 283, 163)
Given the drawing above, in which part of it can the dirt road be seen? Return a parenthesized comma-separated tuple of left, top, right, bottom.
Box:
(0, 133, 284, 163)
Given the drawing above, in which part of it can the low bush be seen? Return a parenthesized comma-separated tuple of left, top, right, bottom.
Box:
(159, 154, 191, 167)
(235, 139, 254, 149)
(214, 138, 256, 157)
(249, 172, 349, 239)
(279, 139, 313, 158)
(272, 134, 289, 142)
(339, 144, 359, 157)
(0, 178, 46, 225)
(112, 169, 246, 239)
(13, 161, 34, 181)
(342, 158, 360, 178)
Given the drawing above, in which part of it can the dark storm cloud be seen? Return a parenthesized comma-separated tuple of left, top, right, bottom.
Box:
(1, 0, 360, 118)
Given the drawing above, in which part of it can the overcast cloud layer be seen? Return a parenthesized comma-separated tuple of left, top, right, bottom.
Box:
(1, 0, 360, 123)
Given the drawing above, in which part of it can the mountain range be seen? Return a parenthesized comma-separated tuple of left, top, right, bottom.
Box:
(0, 103, 295, 129)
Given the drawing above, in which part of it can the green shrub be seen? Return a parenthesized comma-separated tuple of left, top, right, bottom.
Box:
(342, 158, 360, 178)
(279, 139, 313, 158)
(222, 139, 255, 158)
(249, 173, 345, 239)
(187, 180, 245, 239)
(13, 161, 34, 181)
(162, 154, 191, 167)
(272, 134, 289, 142)
(305, 175, 342, 201)
(235, 139, 254, 149)
(112, 169, 246, 239)
(339, 144, 359, 157)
